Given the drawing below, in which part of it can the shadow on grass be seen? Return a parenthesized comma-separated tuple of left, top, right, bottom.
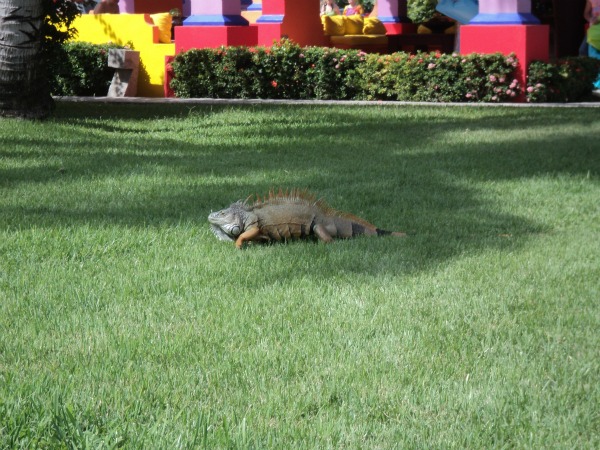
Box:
(2, 102, 599, 275)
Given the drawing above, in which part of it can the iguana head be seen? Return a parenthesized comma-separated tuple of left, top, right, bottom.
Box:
(208, 201, 248, 242)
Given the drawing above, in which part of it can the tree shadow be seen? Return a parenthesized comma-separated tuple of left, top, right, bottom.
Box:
(2, 103, 598, 276)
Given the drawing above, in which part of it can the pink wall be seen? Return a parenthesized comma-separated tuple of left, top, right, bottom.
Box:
(479, 0, 531, 14)
(120, 0, 134, 13)
(376, 0, 408, 20)
(190, 0, 240, 16)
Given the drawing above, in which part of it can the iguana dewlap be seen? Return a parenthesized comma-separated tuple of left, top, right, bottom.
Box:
(208, 189, 405, 249)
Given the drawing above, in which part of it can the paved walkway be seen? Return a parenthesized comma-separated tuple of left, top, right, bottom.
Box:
(56, 95, 600, 108)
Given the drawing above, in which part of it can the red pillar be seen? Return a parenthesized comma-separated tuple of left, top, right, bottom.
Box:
(256, 0, 328, 47)
(461, 25, 549, 92)
(460, 0, 549, 101)
(175, 0, 258, 52)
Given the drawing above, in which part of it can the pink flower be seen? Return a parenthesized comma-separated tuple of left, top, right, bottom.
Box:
(506, 89, 513, 95)
(527, 86, 534, 93)
(427, 63, 436, 70)
(271, 80, 278, 88)
(489, 75, 497, 82)
(466, 93, 472, 98)
(335, 64, 340, 69)
(499, 76, 506, 83)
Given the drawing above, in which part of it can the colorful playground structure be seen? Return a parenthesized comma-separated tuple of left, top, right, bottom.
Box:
(70, 0, 551, 100)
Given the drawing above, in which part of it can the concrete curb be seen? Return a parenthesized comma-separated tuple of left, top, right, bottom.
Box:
(54, 96, 600, 108)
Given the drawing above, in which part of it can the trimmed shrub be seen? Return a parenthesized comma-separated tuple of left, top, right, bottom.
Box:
(48, 42, 123, 96)
(355, 51, 521, 102)
(526, 57, 600, 102)
(170, 41, 366, 100)
(170, 42, 523, 103)
(302, 46, 365, 100)
(171, 40, 599, 103)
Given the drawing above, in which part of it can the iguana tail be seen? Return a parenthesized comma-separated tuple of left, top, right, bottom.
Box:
(348, 220, 406, 238)
(376, 229, 407, 237)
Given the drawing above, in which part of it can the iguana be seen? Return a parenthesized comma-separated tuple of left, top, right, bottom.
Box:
(208, 189, 406, 249)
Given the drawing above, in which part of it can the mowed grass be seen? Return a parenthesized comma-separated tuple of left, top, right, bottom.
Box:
(0, 102, 599, 448)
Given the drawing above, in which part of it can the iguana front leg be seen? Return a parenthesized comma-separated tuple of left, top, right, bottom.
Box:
(313, 223, 333, 243)
(235, 226, 262, 249)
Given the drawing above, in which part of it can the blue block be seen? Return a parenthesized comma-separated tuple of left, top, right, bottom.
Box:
(469, 13, 540, 25)
(183, 15, 249, 26)
(256, 14, 284, 24)
(378, 15, 410, 24)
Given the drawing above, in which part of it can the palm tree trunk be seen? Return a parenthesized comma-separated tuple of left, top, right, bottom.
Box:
(0, 0, 54, 119)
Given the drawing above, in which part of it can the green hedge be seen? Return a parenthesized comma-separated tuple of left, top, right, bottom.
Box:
(356, 52, 520, 102)
(526, 57, 600, 102)
(48, 40, 600, 102)
(48, 42, 124, 97)
(170, 41, 600, 103)
(170, 40, 520, 102)
(169, 40, 364, 101)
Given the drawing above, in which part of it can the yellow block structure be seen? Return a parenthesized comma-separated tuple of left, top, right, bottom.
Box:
(71, 14, 175, 97)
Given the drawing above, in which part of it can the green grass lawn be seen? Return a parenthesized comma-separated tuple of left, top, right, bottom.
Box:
(1, 102, 599, 448)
